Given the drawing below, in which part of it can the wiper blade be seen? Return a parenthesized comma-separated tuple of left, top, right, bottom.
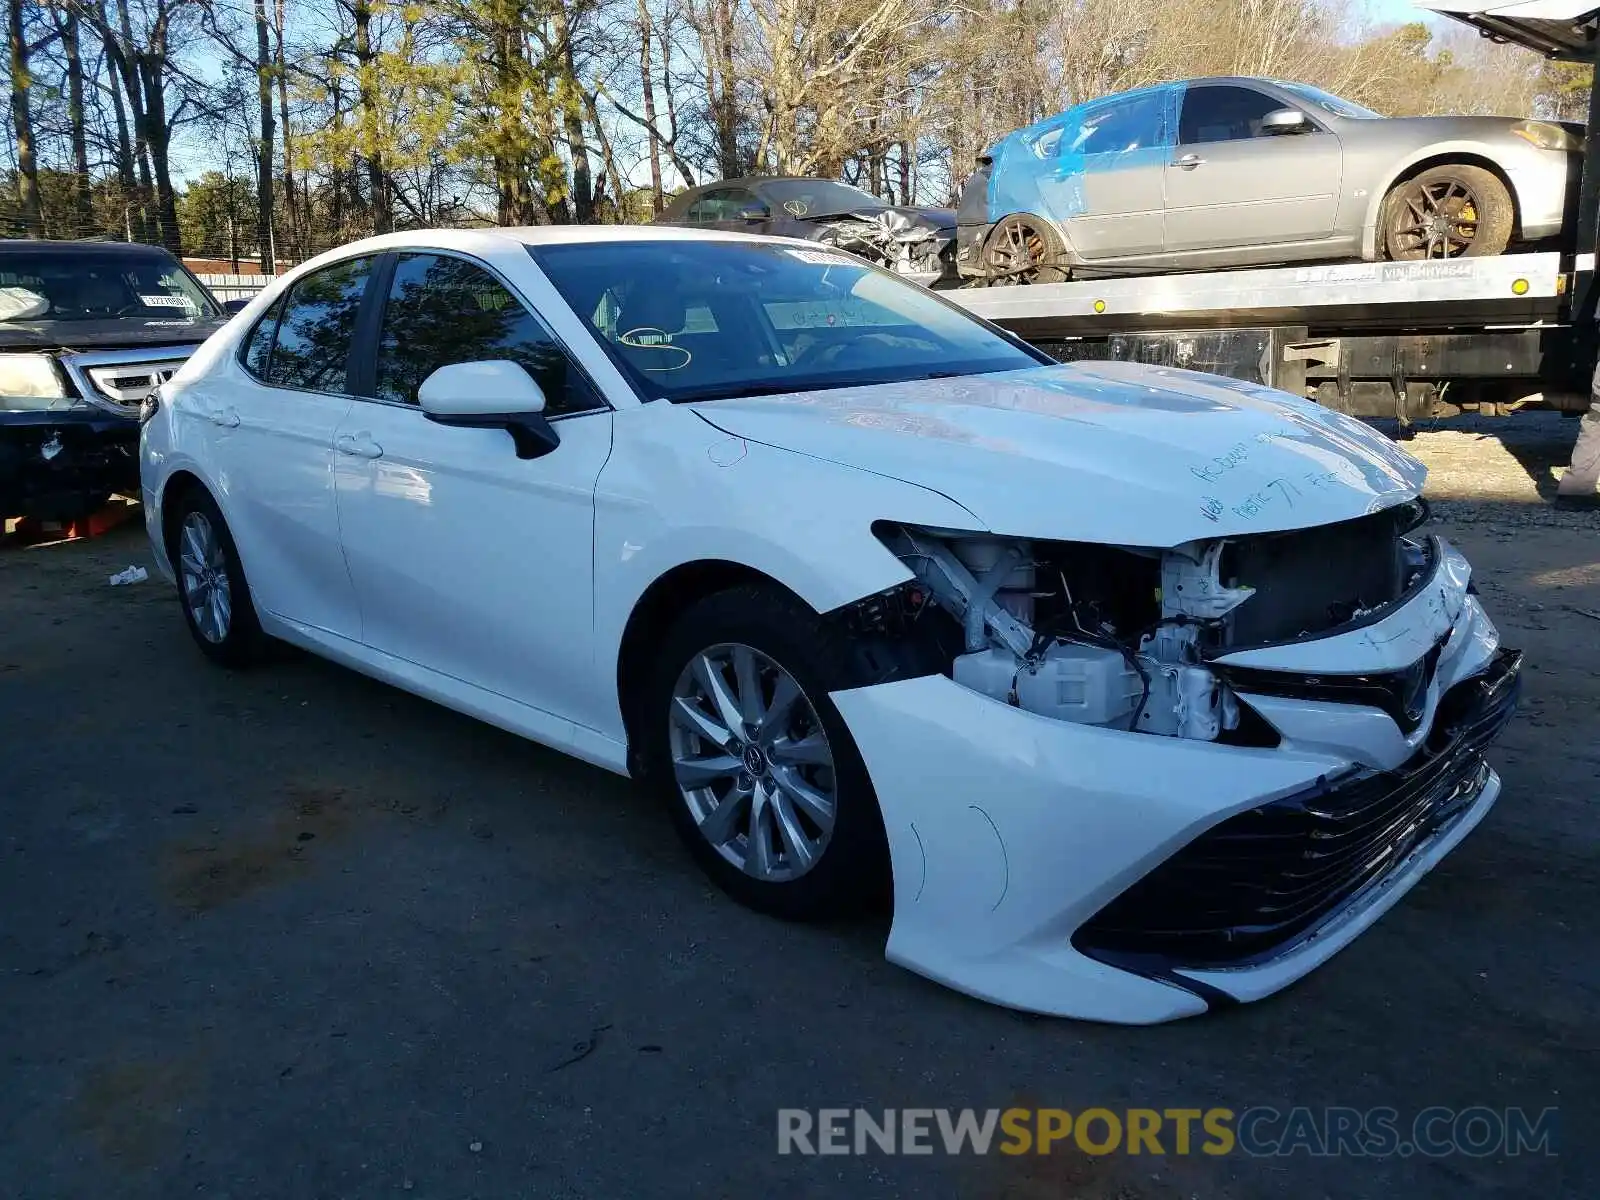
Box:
(676, 381, 808, 404)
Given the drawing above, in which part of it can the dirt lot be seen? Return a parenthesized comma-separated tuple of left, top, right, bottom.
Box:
(2, 414, 1597, 1199)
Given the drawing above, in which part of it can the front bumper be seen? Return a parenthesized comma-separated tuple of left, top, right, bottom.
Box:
(0, 407, 139, 521)
(954, 224, 991, 278)
(830, 539, 1517, 1023)
(1506, 148, 1576, 241)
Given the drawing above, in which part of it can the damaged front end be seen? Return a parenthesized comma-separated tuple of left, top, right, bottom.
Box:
(0, 407, 141, 522)
(811, 209, 955, 288)
(0, 346, 183, 523)
(872, 499, 1445, 747)
(834, 501, 1519, 1018)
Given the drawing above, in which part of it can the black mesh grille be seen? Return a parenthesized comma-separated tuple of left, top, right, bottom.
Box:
(1074, 648, 1521, 971)
(1221, 506, 1427, 647)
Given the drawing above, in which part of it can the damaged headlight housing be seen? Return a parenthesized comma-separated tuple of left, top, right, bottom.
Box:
(876, 508, 1433, 743)
(875, 524, 1250, 742)
(0, 352, 74, 411)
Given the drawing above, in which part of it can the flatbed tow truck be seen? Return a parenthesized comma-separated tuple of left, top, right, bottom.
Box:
(952, 2, 1600, 499)
(947, 250, 1596, 426)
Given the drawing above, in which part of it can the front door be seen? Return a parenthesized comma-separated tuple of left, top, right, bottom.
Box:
(1163, 83, 1343, 252)
(332, 251, 614, 727)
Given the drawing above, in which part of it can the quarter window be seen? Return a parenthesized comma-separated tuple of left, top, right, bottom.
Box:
(263, 256, 374, 392)
(1179, 86, 1299, 145)
(241, 294, 285, 380)
(373, 253, 603, 417)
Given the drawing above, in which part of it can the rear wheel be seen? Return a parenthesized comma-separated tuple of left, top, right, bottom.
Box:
(1382, 165, 1514, 260)
(981, 213, 1069, 285)
(169, 489, 268, 667)
(640, 584, 889, 921)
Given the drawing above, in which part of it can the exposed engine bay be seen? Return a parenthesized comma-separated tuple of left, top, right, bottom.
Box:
(812, 209, 953, 284)
(866, 501, 1435, 743)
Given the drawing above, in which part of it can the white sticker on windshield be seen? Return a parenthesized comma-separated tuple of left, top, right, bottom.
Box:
(782, 247, 858, 267)
(139, 294, 195, 309)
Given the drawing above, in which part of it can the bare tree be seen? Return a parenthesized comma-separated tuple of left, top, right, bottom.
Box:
(7, 0, 42, 234)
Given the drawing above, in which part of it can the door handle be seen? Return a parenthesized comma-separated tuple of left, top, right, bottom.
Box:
(207, 406, 240, 428)
(1176, 154, 1205, 170)
(334, 433, 384, 459)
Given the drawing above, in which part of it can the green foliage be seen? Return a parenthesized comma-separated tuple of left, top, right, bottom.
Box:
(176, 172, 258, 258)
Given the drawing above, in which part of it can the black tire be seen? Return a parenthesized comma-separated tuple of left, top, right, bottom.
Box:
(167, 487, 269, 668)
(1383, 165, 1514, 261)
(981, 213, 1069, 285)
(639, 584, 890, 921)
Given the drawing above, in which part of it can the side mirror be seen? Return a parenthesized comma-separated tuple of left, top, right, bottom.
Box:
(419, 360, 559, 460)
(1260, 108, 1311, 135)
(736, 206, 770, 223)
(221, 298, 251, 314)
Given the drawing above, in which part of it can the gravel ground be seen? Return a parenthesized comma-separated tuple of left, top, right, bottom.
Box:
(1, 413, 1596, 1199)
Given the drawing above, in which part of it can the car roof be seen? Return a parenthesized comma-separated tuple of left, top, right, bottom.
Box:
(271, 224, 812, 285)
(689, 176, 831, 189)
(0, 238, 178, 258)
(305, 224, 782, 255)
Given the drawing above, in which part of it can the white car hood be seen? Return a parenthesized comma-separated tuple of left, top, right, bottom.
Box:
(691, 362, 1427, 545)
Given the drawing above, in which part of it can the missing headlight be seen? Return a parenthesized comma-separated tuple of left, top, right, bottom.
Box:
(874, 523, 1241, 741)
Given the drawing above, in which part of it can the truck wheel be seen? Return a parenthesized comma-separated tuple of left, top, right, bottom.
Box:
(981, 214, 1069, 285)
(1383, 165, 1514, 260)
(640, 584, 889, 921)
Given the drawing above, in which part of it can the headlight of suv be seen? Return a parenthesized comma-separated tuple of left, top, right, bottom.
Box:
(1512, 120, 1583, 152)
(0, 352, 74, 411)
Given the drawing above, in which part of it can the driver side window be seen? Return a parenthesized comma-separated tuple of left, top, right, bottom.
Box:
(1179, 86, 1301, 145)
(372, 253, 605, 417)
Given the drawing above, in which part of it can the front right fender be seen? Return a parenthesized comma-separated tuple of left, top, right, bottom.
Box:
(586, 402, 984, 743)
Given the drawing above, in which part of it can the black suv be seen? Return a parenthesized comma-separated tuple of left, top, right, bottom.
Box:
(0, 240, 235, 522)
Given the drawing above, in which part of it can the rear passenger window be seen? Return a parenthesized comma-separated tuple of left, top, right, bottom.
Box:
(373, 253, 604, 417)
(264, 256, 374, 393)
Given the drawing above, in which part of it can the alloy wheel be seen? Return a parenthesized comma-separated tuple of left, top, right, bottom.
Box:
(1390, 178, 1482, 259)
(986, 218, 1052, 283)
(179, 510, 232, 644)
(667, 643, 838, 882)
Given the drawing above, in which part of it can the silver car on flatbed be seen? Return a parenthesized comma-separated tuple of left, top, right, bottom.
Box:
(956, 76, 1581, 284)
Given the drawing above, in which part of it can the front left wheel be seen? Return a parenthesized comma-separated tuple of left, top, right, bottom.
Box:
(168, 489, 268, 667)
(640, 584, 890, 921)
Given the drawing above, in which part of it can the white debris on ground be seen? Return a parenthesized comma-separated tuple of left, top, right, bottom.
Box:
(108, 565, 149, 586)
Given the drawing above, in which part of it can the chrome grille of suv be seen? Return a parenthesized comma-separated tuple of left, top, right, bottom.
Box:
(59, 347, 195, 414)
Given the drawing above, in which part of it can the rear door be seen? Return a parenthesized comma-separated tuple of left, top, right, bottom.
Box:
(1163, 82, 1343, 252)
(331, 251, 614, 724)
(1037, 90, 1173, 260)
(199, 256, 373, 638)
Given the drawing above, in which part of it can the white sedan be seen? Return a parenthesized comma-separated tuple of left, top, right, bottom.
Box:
(140, 227, 1520, 1023)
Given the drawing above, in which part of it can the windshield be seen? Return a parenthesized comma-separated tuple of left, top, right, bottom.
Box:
(1274, 81, 1381, 120)
(0, 249, 220, 322)
(530, 239, 1045, 404)
(758, 180, 887, 219)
